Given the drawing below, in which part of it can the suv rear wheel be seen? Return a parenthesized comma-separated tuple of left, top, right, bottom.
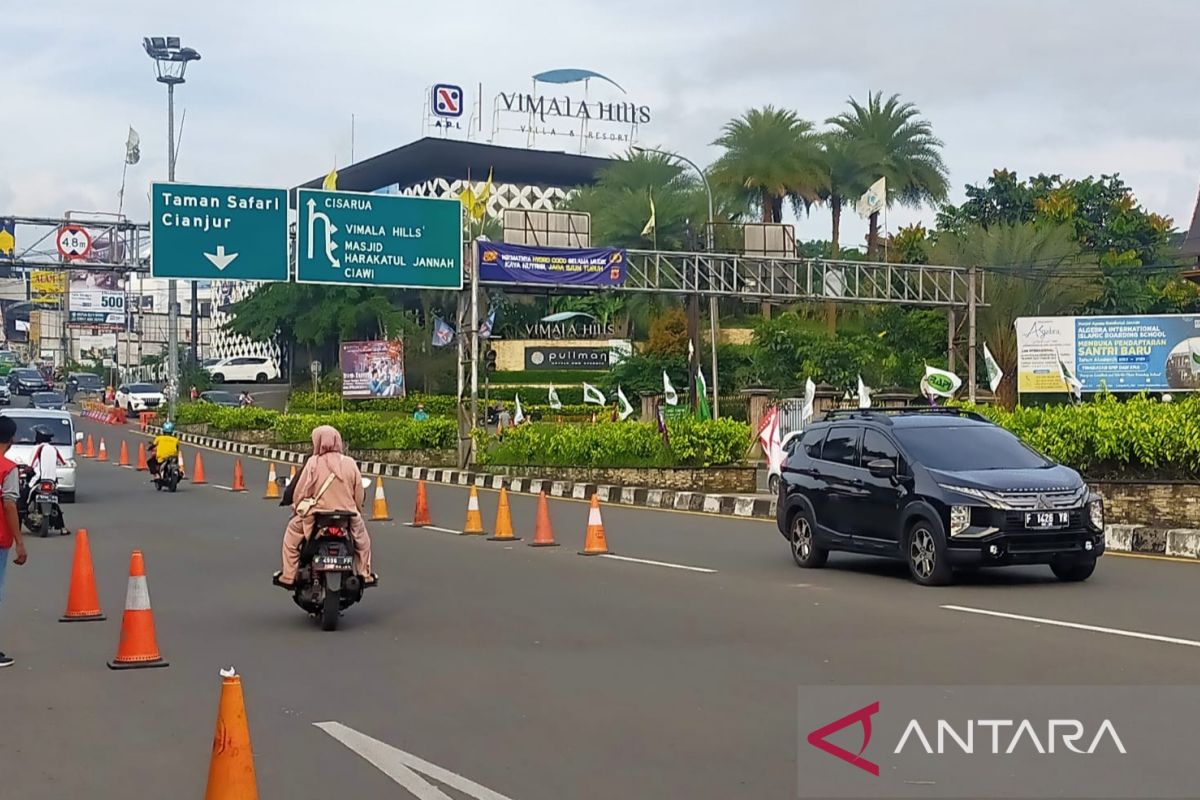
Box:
(1050, 557, 1096, 582)
(789, 507, 828, 568)
(211, 373, 225, 383)
(906, 520, 953, 586)
(256, 372, 268, 383)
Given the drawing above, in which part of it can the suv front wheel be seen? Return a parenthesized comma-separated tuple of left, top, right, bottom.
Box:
(789, 507, 828, 569)
(906, 519, 953, 586)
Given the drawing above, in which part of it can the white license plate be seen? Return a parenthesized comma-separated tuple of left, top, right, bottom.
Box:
(35, 493, 56, 503)
(1025, 511, 1069, 529)
(313, 555, 353, 571)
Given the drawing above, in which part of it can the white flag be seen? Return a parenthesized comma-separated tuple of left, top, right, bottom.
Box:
(548, 384, 562, 410)
(983, 343, 1004, 393)
(617, 386, 634, 421)
(758, 405, 785, 475)
(1057, 355, 1082, 400)
(688, 338, 694, 361)
(513, 393, 525, 425)
(663, 371, 678, 406)
(125, 127, 141, 165)
(857, 375, 872, 409)
(856, 177, 886, 219)
(802, 377, 816, 425)
(922, 365, 963, 398)
(582, 383, 607, 405)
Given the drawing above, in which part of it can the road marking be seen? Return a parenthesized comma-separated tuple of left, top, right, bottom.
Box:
(315, 721, 515, 800)
(941, 604, 1200, 649)
(211, 484, 235, 491)
(1106, 551, 1200, 565)
(403, 522, 469, 535)
(599, 553, 716, 574)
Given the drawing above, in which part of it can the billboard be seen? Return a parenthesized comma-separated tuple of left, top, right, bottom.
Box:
(478, 242, 626, 287)
(340, 340, 406, 399)
(524, 342, 632, 370)
(1016, 315, 1200, 393)
(69, 270, 125, 329)
(31, 270, 67, 297)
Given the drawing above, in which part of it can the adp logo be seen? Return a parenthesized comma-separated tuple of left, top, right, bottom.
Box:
(431, 83, 463, 118)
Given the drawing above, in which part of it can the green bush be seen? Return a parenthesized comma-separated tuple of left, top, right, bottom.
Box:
(172, 404, 278, 430)
(287, 391, 457, 416)
(489, 370, 606, 385)
(272, 412, 456, 450)
(486, 386, 586, 405)
(477, 418, 750, 468)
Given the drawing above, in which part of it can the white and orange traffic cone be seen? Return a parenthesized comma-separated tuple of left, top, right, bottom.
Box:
(108, 550, 168, 669)
(579, 495, 610, 556)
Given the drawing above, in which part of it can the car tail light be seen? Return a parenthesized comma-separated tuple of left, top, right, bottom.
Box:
(39, 481, 54, 492)
(326, 526, 345, 537)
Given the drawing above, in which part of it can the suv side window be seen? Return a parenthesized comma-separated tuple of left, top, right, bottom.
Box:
(800, 427, 825, 458)
(861, 429, 901, 469)
(821, 426, 860, 466)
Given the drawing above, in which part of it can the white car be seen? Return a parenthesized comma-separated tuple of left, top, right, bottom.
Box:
(205, 356, 280, 384)
(4, 409, 81, 502)
(114, 382, 166, 413)
(767, 429, 806, 495)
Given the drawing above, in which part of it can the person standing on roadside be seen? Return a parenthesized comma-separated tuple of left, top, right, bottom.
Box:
(0, 415, 28, 668)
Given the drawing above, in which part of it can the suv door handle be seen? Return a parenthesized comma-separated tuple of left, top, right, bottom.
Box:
(847, 478, 865, 487)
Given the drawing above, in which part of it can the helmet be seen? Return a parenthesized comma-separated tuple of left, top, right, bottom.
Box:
(162, 421, 175, 434)
(32, 425, 54, 444)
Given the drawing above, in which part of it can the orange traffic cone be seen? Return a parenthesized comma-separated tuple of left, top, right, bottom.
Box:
(97, 438, 108, 461)
(579, 495, 610, 555)
(412, 480, 431, 527)
(136, 442, 148, 471)
(60, 528, 105, 622)
(286, 464, 297, 486)
(528, 492, 559, 547)
(192, 452, 207, 484)
(117, 440, 130, 467)
(75, 437, 83, 456)
(488, 487, 520, 541)
(263, 463, 280, 500)
(462, 485, 485, 535)
(84, 435, 95, 459)
(231, 460, 246, 492)
(107, 550, 168, 669)
(204, 669, 260, 799)
(370, 477, 392, 521)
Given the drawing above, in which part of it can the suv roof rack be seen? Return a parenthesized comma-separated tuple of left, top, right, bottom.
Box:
(821, 407, 990, 424)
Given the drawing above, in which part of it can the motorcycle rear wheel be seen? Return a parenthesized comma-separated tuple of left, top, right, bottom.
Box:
(321, 589, 340, 631)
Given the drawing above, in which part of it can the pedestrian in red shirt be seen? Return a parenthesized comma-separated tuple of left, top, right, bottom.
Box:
(0, 415, 29, 668)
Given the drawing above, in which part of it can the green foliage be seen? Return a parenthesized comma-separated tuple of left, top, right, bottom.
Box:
(711, 105, 823, 222)
(173, 404, 280, 431)
(489, 370, 606, 386)
(487, 386, 586, 405)
(643, 307, 689, 357)
(287, 391, 456, 416)
(273, 413, 456, 450)
(225, 283, 412, 346)
(477, 418, 749, 468)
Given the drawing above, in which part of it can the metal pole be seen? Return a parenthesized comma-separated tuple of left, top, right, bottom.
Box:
(190, 276, 198, 365)
(708, 295, 719, 419)
(455, 292, 467, 467)
(166, 82, 178, 418)
(967, 265, 977, 403)
(469, 244, 480, 434)
(947, 308, 956, 372)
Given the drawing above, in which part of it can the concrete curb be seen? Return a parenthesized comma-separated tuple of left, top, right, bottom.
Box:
(153, 427, 1200, 559)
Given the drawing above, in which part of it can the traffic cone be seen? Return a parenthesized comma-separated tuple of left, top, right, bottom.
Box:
(204, 669, 260, 799)
(231, 460, 246, 492)
(60, 528, 105, 622)
(107, 550, 168, 669)
(75, 438, 83, 456)
(192, 452, 207, 484)
(370, 477, 392, 521)
(488, 487, 520, 541)
(286, 464, 297, 486)
(579, 495, 610, 555)
(117, 440, 129, 467)
(263, 463, 280, 500)
(412, 480, 431, 527)
(528, 492, 559, 547)
(136, 442, 148, 471)
(84, 435, 95, 459)
(97, 438, 108, 461)
(462, 485, 485, 535)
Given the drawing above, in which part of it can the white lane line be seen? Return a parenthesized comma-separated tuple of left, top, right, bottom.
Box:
(941, 605, 1200, 649)
(403, 522, 467, 535)
(315, 721, 514, 800)
(599, 553, 716, 574)
(211, 484, 235, 491)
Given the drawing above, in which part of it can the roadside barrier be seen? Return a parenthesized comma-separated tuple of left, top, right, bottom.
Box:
(192, 453, 207, 484)
(60, 528, 105, 622)
(204, 669, 260, 798)
(528, 492, 559, 547)
(369, 477, 392, 521)
(412, 480, 431, 527)
(462, 485, 485, 535)
(579, 495, 610, 556)
(231, 460, 246, 492)
(488, 487, 519, 541)
(263, 463, 280, 500)
(139, 411, 154, 432)
(108, 550, 168, 669)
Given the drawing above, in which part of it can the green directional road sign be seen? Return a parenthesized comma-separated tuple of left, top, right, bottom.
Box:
(295, 189, 463, 289)
(151, 182, 289, 282)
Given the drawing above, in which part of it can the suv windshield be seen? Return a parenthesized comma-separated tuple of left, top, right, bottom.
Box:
(894, 425, 1050, 471)
(127, 383, 158, 393)
(73, 374, 103, 387)
(11, 416, 72, 445)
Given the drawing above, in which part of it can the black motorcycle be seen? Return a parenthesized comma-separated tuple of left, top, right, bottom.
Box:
(275, 510, 372, 631)
(18, 466, 67, 537)
(152, 455, 181, 492)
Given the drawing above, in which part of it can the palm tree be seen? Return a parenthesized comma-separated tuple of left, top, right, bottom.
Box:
(710, 106, 823, 223)
(828, 92, 949, 259)
(814, 132, 880, 258)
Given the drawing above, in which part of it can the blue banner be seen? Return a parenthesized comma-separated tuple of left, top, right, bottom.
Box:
(477, 242, 626, 287)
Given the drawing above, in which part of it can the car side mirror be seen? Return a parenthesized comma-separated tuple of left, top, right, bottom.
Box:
(75, 432, 84, 443)
(867, 458, 896, 479)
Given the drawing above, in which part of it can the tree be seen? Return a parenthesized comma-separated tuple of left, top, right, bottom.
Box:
(710, 106, 823, 223)
(827, 92, 949, 258)
(814, 132, 880, 257)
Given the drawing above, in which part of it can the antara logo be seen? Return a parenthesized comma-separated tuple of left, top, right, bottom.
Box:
(806, 702, 880, 776)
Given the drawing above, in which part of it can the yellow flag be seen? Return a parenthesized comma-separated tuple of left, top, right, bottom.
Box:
(474, 168, 493, 220)
(459, 185, 478, 218)
(322, 168, 338, 191)
(641, 190, 656, 237)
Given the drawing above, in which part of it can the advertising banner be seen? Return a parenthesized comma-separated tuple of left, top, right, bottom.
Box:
(478, 242, 626, 287)
(69, 270, 125, 329)
(523, 341, 632, 370)
(340, 340, 406, 399)
(1016, 314, 1200, 393)
(31, 270, 67, 296)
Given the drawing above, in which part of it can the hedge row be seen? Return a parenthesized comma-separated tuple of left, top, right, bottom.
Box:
(488, 370, 606, 385)
(173, 404, 280, 431)
(272, 413, 457, 450)
(287, 391, 457, 415)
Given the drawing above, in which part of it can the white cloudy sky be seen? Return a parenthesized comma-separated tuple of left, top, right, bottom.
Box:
(4, 0, 1198, 249)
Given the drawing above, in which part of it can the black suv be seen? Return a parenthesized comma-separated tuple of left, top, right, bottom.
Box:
(775, 408, 1105, 586)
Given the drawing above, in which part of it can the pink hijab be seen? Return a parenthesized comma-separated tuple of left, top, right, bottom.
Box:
(294, 425, 363, 512)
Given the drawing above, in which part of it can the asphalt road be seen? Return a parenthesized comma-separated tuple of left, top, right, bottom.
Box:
(3, 413, 1199, 798)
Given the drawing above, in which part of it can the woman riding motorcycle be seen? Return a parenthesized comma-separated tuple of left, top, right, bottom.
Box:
(274, 425, 375, 588)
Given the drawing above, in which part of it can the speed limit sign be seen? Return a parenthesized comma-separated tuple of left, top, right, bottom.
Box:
(57, 225, 93, 261)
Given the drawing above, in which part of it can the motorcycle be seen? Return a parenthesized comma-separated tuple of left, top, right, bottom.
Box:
(152, 455, 182, 492)
(18, 466, 67, 537)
